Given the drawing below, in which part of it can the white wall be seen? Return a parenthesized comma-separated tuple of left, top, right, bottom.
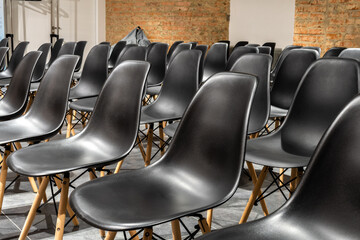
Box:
(6, 0, 105, 59)
(229, 0, 295, 49)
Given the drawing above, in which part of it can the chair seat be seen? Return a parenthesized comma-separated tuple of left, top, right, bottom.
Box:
(69, 87, 99, 100)
(69, 167, 219, 231)
(7, 134, 129, 177)
(269, 105, 288, 118)
(146, 85, 161, 96)
(246, 132, 310, 168)
(140, 104, 182, 124)
(0, 116, 58, 145)
(163, 121, 179, 137)
(0, 70, 13, 80)
(69, 97, 97, 112)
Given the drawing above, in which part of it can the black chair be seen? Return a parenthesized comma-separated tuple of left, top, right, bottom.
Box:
(69, 72, 257, 240)
(140, 50, 201, 166)
(225, 46, 259, 71)
(257, 46, 271, 55)
(7, 60, 150, 240)
(233, 41, 249, 49)
(270, 49, 319, 119)
(146, 43, 191, 97)
(100, 41, 111, 45)
(0, 47, 8, 73)
(262, 42, 276, 59)
(202, 42, 228, 82)
(145, 42, 169, 87)
(188, 42, 198, 49)
(46, 38, 64, 69)
(57, 41, 76, 57)
(167, 40, 183, 63)
(271, 45, 302, 76)
(66, 44, 110, 137)
(74, 41, 87, 72)
(322, 47, 346, 58)
(198, 93, 360, 240)
(0, 55, 79, 216)
(339, 48, 360, 62)
(0, 51, 41, 121)
(239, 58, 360, 224)
(0, 38, 8, 70)
(0, 41, 29, 80)
(195, 45, 208, 84)
(108, 41, 126, 69)
(218, 40, 230, 59)
(69, 45, 147, 117)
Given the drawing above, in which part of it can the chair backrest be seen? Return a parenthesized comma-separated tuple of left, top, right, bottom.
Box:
(74, 41, 87, 71)
(271, 49, 319, 109)
(233, 41, 249, 49)
(339, 48, 360, 62)
(26, 55, 79, 137)
(322, 47, 346, 58)
(257, 46, 271, 55)
(219, 40, 230, 59)
(271, 45, 302, 73)
(0, 47, 8, 67)
(32, 43, 51, 82)
(302, 46, 321, 55)
(282, 94, 360, 236)
(114, 45, 146, 67)
(70, 44, 110, 99)
(6, 41, 29, 74)
(145, 42, 169, 86)
(108, 41, 127, 68)
(246, 44, 260, 47)
(162, 72, 257, 207)
(167, 40, 184, 63)
(203, 42, 228, 81)
(82, 61, 150, 150)
(262, 42, 276, 59)
(0, 51, 41, 120)
(194, 44, 208, 84)
(99, 41, 110, 45)
(154, 50, 201, 113)
(225, 46, 259, 71)
(231, 53, 272, 134)
(57, 42, 76, 57)
(167, 43, 191, 67)
(47, 38, 64, 67)
(280, 58, 360, 156)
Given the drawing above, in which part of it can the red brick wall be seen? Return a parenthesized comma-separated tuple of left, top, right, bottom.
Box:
(106, 0, 230, 46)
(294, 0, 360, 54)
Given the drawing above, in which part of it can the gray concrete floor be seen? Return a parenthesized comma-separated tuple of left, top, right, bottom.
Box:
(0, 119, 289, 240)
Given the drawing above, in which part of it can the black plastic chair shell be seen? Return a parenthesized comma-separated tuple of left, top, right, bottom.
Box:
(68, 71, 257, 231)
(339, 48, 360, 62)
(225, 46, 259, 71)
(69, 44, 110, 100)
(197, 91, 360, 240)
(114, 45, 146, 68)
(166, 43, 191, 67)
(46, 38, 64, 68)
(108, 41, 126, 69)
(262, 42, 276, 59)
(145, 42, 169, 86)
(195, 45, 208, 84)
(167, 40, 183, 63)
(233, 41, 249, 49)
(322, 47, 346, 58)
(57, 42, 76, 57)
(202, 42, 228, 81)
(257, 46, 271, 55)
(31, 43, 51, 82)
(74, 41, 87, 72)
(0, 41, 29, 79)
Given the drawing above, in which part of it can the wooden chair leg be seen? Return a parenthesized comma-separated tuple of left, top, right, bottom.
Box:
(246, 162, 269, 216)
(37, 177, 47, 203)
(143, 227, 153, 240)
(71, 110, 76, 136)
(239, 166, 269, 224)
(105, 231, 117, 240)
(198, 218, 211, 234)
(130, 230, 140, 240)
(171, 219, 182, 240)
(0, 146, 11, 213)
(145, 124, 154, 167)
(66, 110, 73, 138)
(159, 121, 166, 155)
(19, 176, 50, 240)
(53, 176, 79, 227)
(54, 173, 70, 240)
(289, 168, 298, 197)
(28, 177, 39, 193)
(279, 168, 285, 186)
(206, 209, 213, 230)
(137, 135, 146, 160)
(114, 160, 124, 174)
